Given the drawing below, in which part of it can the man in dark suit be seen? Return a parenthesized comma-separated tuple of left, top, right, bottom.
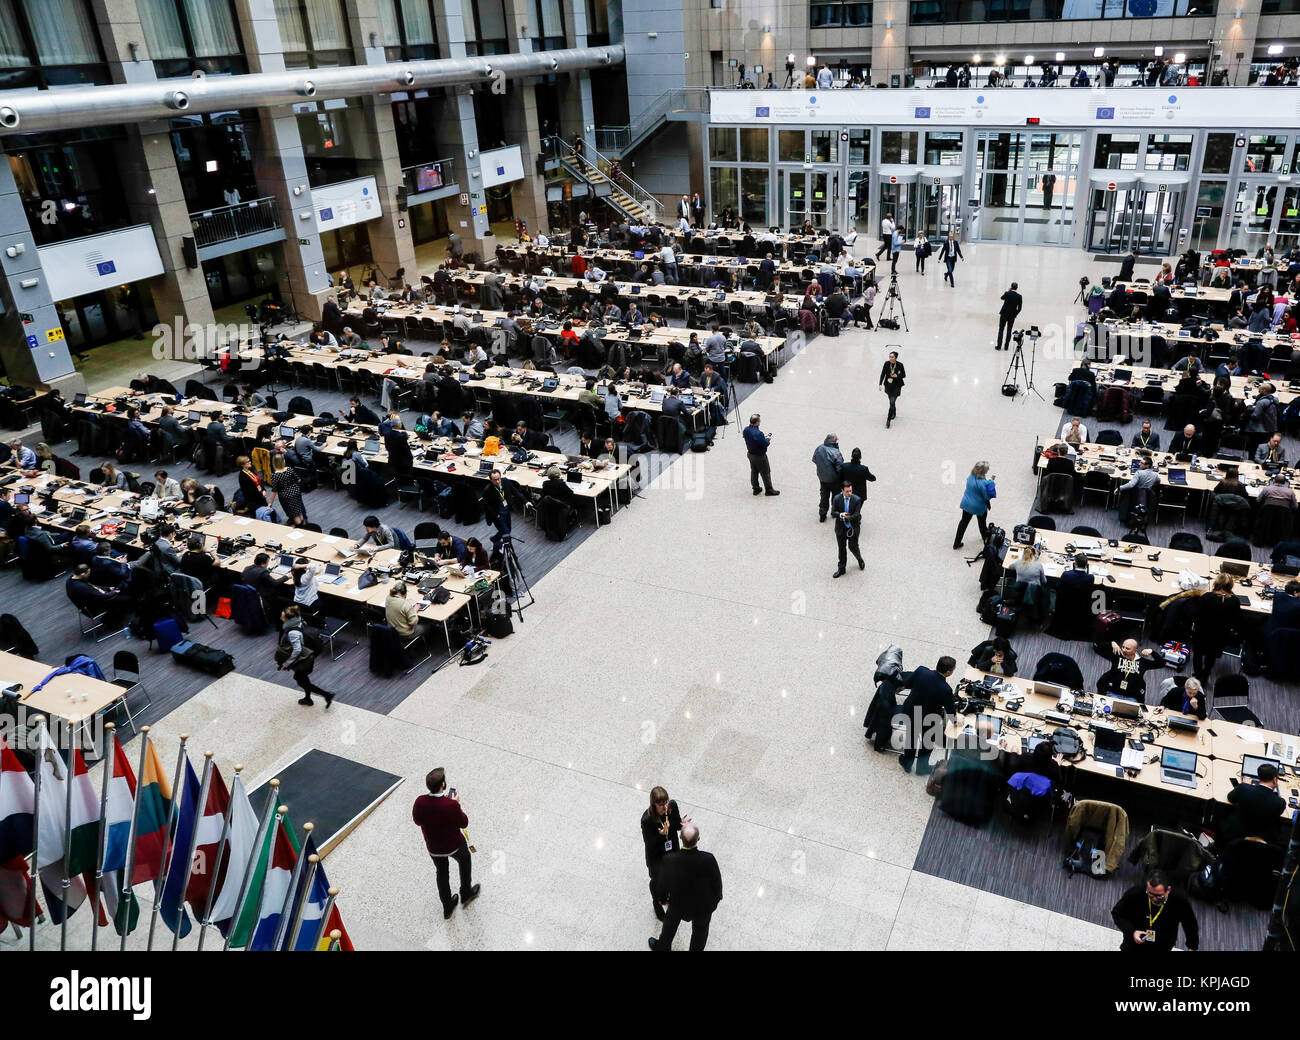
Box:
(1118, 247, 1139, 283)
(321, 295, 344, 335)
(65, 564, 131, 629)
(344, 397, 379, 426)
(411, 768, 480, 919)
(1219, 763, 1286, 844)
(831, 479, 864, 578)
(898, 656, 958, 774)
(758, 253, 777, 290)
(157, 406, 187, 449)
(649, 822, 723, 951)
(481, 468, 512, 551)
(1130, 420, 1160, 450)
(89, 542, 131, 587)
(996, 282, 1022, 351)
(1048, 555, 1096, 640)
(1168, 423, 1200, 456)
(1264, 579, 1300, 638)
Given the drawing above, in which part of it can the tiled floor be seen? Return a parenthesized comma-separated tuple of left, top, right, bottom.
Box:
(12, 241, 1190, 952)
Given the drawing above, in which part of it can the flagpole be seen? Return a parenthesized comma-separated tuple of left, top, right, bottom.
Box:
(222, 779, 279, 952)
(90, 722, 116, 953)
(28, 716, 46, 952)
(119, 726, 152, 952)
(312, 887, 338, 950)
(272, 820, 313, 951)
(197, 763, 241, 952)
(286, 853, 319, 952)
(171, 751, 213, 951)
(146, 732, 188, 951)
(59, 715, 77, 952)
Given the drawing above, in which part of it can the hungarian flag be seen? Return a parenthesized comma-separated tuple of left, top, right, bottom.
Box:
(249, 817, 300, 951)
(157, 755, 199, 939)
(315, 904, 354, 951)
(209, 774, 260, 936)
(185, 764, 230, 912)
(130, 735, 173, 885)
(0, 735, 34, 862)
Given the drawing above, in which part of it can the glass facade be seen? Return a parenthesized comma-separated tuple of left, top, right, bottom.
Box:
(139, 0, 246, 77)
(909, 0, 1193, 21)
(8, 134, 133, 246)
(275, 0, 353, 68)
(0, 0, 108, 89)
(809, 1, 872, 27)
(376, 0, 441, 61)
(463, 0, 510, 55)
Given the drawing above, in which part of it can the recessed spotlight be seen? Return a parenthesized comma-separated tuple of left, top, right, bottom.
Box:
(1055, 52, 1065, 62)
(1174, 52, 1186, 63)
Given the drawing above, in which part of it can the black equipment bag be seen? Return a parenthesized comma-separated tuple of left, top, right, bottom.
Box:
(171, 640, 236, 676)
(487, 613, 514, 638)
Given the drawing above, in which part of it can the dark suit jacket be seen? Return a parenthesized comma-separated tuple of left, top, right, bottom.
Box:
(1222, 782, 1286, 842)
(901, 667, 958, 721)
(831, 492, 861, 532)
(89, 556, 131, 586)
(653, 848, 723, 920)
(238, 469, 268, 511)
(999, 290, 1023, 319)
(158, 414, 186, 446)
(838, 461, 876, 499)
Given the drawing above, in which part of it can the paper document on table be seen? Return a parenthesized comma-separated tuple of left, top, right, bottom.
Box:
(232, 517, 253, 525)
(1121, 748, 1145, 769)
(1235, 728, 1268, 744)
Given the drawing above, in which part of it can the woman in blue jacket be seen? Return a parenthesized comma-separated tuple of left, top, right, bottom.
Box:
(954, 461, 994, 549)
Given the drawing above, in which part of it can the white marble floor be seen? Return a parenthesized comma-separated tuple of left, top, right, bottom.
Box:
(12, 241, 1132, 953)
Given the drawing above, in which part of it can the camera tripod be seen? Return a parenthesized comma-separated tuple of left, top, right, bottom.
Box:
(878, 274, 909, 332)
(1073, 277, 1090, 305)
(495, 534, 534, 621)
(1002, 330, 1043, 400)
(783, 64, 796, 88)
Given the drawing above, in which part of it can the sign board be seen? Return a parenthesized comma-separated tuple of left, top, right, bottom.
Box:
(1157, 184, 1168, 193)
(478, 205, 487, 215)
(1195, 206, 1213, 217)
(459, 193, 469, 206)
(313, 176, 381, 233)
(479, 145, 525, 189)
(45, 327, 64, 343)
(37, 224, 163, 301)
(25, 334, 37, 348)
(1107, 182, 1117, 191)
(889, 176, 898, 184)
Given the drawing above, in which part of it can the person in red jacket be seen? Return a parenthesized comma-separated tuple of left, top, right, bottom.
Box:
(412, 768, 481, 919)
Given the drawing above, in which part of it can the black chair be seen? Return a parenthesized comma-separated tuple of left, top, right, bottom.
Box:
(1027, 515, 1056, 531)
(329, 527, 350, 539)
(109, 650, 149, 734)
(1169, 532, 1203, 553)
(1095, 430, 1124, 446)
(413, 521, 442, 550)
(302, 522, 323, 533)
(1032, 651, 1084, 689)
(1070, 525, 1102, 537)
(1264, 626, 1300, 682)
(1252, 503, 1294, 548)
(1120, 531, 1150, 545)
(1214, 540, 1253, 561)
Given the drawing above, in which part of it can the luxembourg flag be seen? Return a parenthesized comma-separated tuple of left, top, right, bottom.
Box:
(249, 818, 299, 951)
(0, 735, 34, 862)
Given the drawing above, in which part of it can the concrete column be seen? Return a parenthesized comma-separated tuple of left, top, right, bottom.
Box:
(0, 156, 82, 393)
(434, 0, 495, 251)
(348, 0, 418, 285)
(92, 0, 216, 340)
(1213, 0, 1261, 86)
(871, 0, 909, 87)
(233, 0, 331, 320)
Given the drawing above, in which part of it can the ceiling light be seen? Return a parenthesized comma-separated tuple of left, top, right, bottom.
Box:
(1024, 55, 1034, 65)
(1268, 43, 1284, 56)
(995, 54, 1006, 66)
(1093, 46, 1105, 58)
(806, 55, 816, 66)
(1174, 52, 1185, 63)
(1055, 52, 1065, 62)
(972, 53, 981, 63)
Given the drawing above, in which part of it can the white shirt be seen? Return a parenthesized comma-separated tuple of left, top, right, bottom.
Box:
(1064, 421, 1089, 443)
(660, 246, 675, 265)
(536, 233, 549, 248)
(293, 563, 319, 606)
(881, 217, 894, 238)
(678, 217, 690, 233)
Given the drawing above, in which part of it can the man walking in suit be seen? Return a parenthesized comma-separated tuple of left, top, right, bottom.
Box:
(481, 468, 512, 550)
(831, 480, 865, 578)
(996, 281, 1023, 351)
(649, 822, 723, 951)
(412, 768, 481, 920)
(938, 233, 964, 287)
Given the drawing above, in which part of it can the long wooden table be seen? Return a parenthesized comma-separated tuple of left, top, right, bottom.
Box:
(1003, 527, 1287, 617)
(1080, 316, 1296, 366)
(954, 667, 1300, 805)
(0, 648, 126, 751)
(1091, 362, 1300, 406)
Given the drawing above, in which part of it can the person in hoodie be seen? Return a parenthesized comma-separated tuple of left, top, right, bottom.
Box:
(811, 433, 844, 524)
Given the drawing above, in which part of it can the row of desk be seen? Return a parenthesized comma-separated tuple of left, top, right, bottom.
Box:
(950, 666, 1300, 806)
(1079, 316, 1296, 368)
(1089, 361, 1300, 407)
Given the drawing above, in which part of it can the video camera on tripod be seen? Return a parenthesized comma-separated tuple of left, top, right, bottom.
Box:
(877, 272, 908, 332)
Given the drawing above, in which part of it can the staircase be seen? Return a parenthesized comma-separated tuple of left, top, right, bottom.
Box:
(552, 139, 663, 224)
(594, 87, 710, 158)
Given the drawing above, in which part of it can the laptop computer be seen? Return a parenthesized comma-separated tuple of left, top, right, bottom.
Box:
(279, 423, 296, 439)
(1167, 467, 1188, 486)
(566, 468, 582, 484)
(1112, 368, 1133, 383)
(1108, 697, 1142, 719)
(1160, 747, 1198, 789)
(13, 493, 29, 506)
(121, 521, 141, 541)
(477, 458, 495, 475)
(650, 389, 665, 404)
(1092, 725, 1126, 766)
(271, 553, 294, 576)
(1242, 754, 1282, 780)
(1166, 712, 1200, 733)
(364, 439, 381, 453)
(1219, 559, 1251, 579)
(73, 392, 87, 407)
(188, 410, 202, 423)
(1034, 680, 1068, 702)
(963, 713, 1003, 738)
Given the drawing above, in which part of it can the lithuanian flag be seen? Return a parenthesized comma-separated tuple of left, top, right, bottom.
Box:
(130, 736, 173, 886)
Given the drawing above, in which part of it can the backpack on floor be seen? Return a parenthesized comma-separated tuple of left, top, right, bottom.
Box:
(171, 640, 236, 676)
(1064, 826, 1109, 877)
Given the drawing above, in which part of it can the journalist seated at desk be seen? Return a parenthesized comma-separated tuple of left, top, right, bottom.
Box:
(1254, 433, 1287, 466)
(433, 530, 468, 567)
(1131, 420, 1160, 450)
(1258, 473, 1298, 510)
(66, 563, 131, 629)
(1096, 639, 1160, 700)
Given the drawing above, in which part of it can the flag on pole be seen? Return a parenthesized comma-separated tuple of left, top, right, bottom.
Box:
(65, 748, 101, 877)
(315, 904, 354, 951)
(130, 737, 173, 886)
(249, 817, 298, 951)
(157, 755, 199, 939)
(185, 764, 229, 910)
(208, 774, 258, 933)
(0, 855, 38, 930)
(226, 807, 297, 948)
(33, 728, 101, 924)
(286, 833, 328, 951)
(101, 734, 136, 872)
(0, 735, 34, 862)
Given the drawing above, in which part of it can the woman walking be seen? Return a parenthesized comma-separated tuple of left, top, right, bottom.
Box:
(276, 604, 333, 708)
(953, 461, 995, 550)
(914, 231, 930, 274)
(270, 454, 307, 526)
(878, 350, 906, 428)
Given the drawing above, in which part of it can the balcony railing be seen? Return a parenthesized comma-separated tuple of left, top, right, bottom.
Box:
(402, 157, 458, 196)
(190, 196, 282, 249)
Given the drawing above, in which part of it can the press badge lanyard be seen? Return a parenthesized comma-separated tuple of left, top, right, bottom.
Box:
(1147, 896, 1166, 930)
(658, 812, 673, 853)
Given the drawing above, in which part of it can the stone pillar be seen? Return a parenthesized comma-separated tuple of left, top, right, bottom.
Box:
(1213, 0, 1261, 86)
(503, 85, 550, 238)
(92, 0, 216, 342)
(347, 0, 418, 286)
(233, 0, 332, 320)
(870, 0, 909, 87)
(0, 156, 82, 394)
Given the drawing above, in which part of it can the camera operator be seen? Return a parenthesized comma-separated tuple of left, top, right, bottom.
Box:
(997, 282, 1022, 351)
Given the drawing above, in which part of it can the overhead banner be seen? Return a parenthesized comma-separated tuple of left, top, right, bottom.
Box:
(711, 87, 1296, 129)
(479, 145, 525, 189)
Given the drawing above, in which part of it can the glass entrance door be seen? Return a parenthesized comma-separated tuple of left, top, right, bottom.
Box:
(878, 181, 914, 239)
(1087, 187, 1181, 254)
(848, 171, 871, 234)
(917, 181, 960, 240)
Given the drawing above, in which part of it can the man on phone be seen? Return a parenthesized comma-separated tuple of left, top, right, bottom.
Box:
(412, 768, 481, 920)
(997, 281, 1023, 351)
(832, 479, 865, 578)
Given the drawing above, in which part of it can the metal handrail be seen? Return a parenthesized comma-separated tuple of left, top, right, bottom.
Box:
(189, 195, 281, 249)
(401, 156, 458, 194)
(552, 138, 662, 221)
(611, 86, 710, 154)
